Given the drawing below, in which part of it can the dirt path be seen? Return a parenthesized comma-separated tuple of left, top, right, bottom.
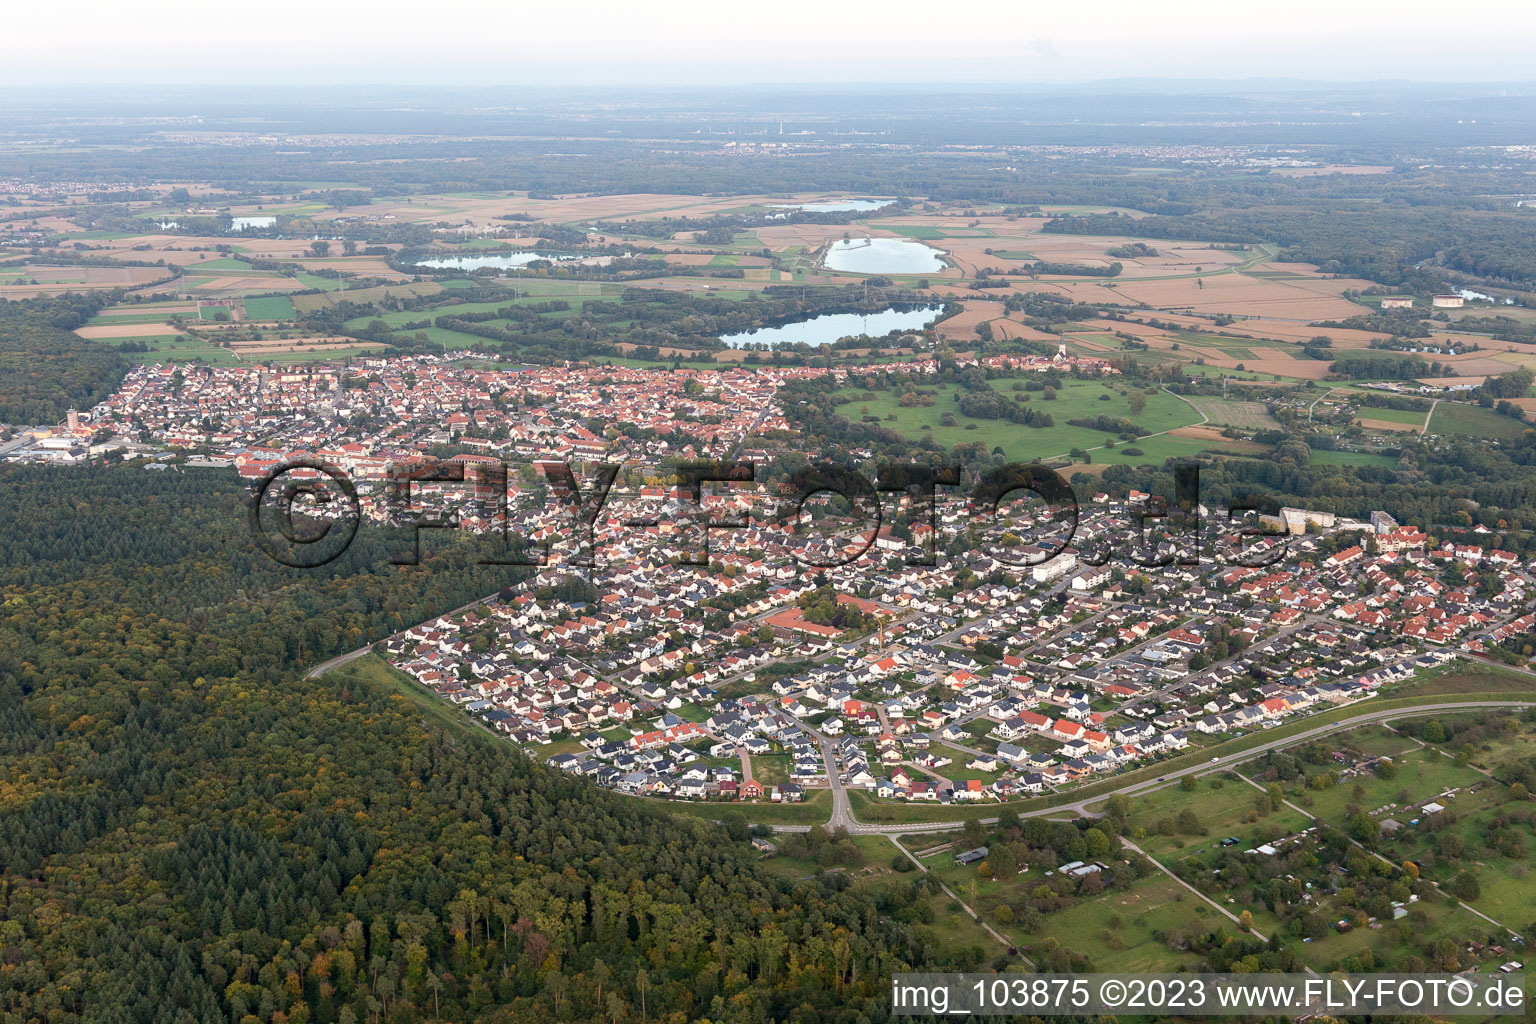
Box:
(887, 834, 1033, 966)
(1120, 835, 1270, 940)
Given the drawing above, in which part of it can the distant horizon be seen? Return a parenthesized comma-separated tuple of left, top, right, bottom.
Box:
(6, 78, 1536, 93)
(10, 0, 1536, 88)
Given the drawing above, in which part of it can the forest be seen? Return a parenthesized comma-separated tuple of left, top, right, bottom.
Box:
(1043, 204, 1536, 294)
(0, 293, 125, 425)
(328, 285, 947, 366)
(0, 466, 929, 1024)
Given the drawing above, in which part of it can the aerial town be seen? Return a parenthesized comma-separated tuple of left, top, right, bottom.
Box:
(14, 52, 1536, 1018)
(9, 347, 1523, 820)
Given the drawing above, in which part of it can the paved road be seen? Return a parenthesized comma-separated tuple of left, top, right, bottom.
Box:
(305, 645, 373, 680)
(770, 699, 1536, 835)
(822, 736, 855, 829)
(303, 592, 506, 680)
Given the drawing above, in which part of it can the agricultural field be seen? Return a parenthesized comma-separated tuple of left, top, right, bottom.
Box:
(225, 339, 387, 362)
(75, 321, 185, 339)
(0, 263, 172, 295)
(87, 308, 200, 324)
(295, 272, 349, 291)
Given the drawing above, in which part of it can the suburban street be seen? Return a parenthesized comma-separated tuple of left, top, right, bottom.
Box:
(770, 698, 1536, 835)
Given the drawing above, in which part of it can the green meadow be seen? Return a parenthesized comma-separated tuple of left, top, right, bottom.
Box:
(833, 378, 1207, 462)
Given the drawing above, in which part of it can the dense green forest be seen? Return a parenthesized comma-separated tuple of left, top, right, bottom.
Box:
(0, 294, 126, 425)
(327, 285, 946, 366)
(0, 467, 923, 1024)
(1043, 205, 1536, 293)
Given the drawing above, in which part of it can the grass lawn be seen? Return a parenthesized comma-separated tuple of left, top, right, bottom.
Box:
(1389, 663, 1536, 697)
(345, 299, 506, 328)
(1180, 363, 1269, 381)
(400, 327, 499, 349)
(658, 790, 831, 826)
(672, 702, 711, 723)
(1293, 894, 1486, 972)
(1300, 747, 1484, 824)
(757, 834, 900, 882)
(243, 295, 298, 320)
(1342, 725, 1421, 759)
(939, 745, 1012, 784)
(1088, 435, 1251, 467)
(535, 738, 587, 761)
(242, 346, 387, 365)
(1113, 777, 1312, 862)
(1459, 852, 1536, 927)
(1181, 395, 1280, 429)
(1308, 449, 1399, 468)
(832, 378, 1203, 463)
(1428, 402, 1530, 441)
(1016, 876, 1209, 971)
(750, 753, 792, 785)
(292, 281, 441, 313)
(1354, 406, 1428, 426)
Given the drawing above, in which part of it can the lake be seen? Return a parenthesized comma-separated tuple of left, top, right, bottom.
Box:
(719, 305, 943, 348)
(231, 216, 277, 231)
(770, 198, 891, 213)
(822, 237, 947, 274)
(414, 252, 578, 271)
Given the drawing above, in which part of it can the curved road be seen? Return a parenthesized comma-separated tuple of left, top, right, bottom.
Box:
(772, 698, 1534, 835)
(306, 646, 373, 680)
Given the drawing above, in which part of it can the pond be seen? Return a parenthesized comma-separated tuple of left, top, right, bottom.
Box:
(413, 252, 578, 271)
(719, 305, 943, 349)
(770, 198, 891, 213)
(231, 216, 277, 231)
(822, 237, 947, 274)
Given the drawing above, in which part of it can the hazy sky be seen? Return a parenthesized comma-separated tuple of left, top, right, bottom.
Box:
(11, 0, 1536, 86)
